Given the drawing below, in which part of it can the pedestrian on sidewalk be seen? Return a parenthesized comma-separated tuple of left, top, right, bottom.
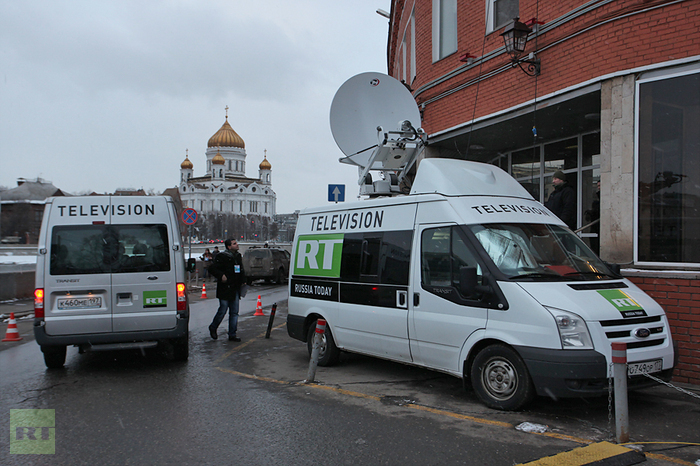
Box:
(207, 238, 246, 342)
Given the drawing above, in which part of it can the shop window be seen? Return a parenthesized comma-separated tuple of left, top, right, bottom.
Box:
(637, 70, 700, 264)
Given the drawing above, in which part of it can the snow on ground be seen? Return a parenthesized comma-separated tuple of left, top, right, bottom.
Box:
(0, 255, 37, 265)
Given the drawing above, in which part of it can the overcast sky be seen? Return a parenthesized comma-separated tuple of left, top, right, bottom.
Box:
(0, 0, 392, 214)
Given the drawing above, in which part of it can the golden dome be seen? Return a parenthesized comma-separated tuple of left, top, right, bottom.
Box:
(259, 154, 271, 170)
(180, 156, 193, 169)
(208, 118, 245, 148)
(212, 151, 225, 165)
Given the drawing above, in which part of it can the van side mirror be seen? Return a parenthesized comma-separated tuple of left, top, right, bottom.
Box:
(604, 262, 622, 277)
(459, 266, 493, 299)
(187, 258, 197, 273)
(459, 267, 478, 295)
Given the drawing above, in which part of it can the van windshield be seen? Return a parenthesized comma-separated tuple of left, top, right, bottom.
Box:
(468, 223, 616, 281)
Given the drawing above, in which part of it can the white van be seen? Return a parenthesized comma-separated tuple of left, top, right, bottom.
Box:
(34, 196, 194, 368)
(287, 159, 675, 410)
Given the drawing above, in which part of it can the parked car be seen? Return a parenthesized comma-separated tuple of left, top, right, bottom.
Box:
(243, 246, 290, 284)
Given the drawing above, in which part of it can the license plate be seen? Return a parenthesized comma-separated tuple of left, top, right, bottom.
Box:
(627, 359, 662, 376)
(57, 296, 102, 310)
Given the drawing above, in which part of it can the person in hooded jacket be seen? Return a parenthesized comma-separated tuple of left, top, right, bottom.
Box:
(545, 170, 577, 230)
(207, 238, 247, 342)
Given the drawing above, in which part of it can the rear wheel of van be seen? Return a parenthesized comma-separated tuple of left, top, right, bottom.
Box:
(470, 345, 534, 411)
(306, 320, 340, 366)
(41, 345, 67, 369)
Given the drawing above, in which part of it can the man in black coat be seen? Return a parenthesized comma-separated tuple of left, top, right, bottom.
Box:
(545, 170, 577, 230)
(207, 238, 247, 342)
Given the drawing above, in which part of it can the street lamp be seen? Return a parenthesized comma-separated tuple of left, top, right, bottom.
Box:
(501, 18, 541, 76)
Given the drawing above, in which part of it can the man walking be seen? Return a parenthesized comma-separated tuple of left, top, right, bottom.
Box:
(208, 238, 246, 342)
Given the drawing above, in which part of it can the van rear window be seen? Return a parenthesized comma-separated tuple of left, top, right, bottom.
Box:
(50, 224, 170, 275)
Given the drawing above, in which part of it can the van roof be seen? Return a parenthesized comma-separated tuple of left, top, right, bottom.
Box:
(410, 159, 533, 199)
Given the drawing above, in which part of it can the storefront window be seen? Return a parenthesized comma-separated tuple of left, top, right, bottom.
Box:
(637, 71, 700, 264)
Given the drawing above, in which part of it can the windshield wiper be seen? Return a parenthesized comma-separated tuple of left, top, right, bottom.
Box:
(563, 271, 616, 279)
(509, 272, 569, 281)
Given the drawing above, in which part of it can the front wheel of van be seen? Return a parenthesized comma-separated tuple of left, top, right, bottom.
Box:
(470, 345, 534, 411)
(42, 345, 67, 369)
(306, 320, 340, 366)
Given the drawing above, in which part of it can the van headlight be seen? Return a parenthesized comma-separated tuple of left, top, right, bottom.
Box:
(545, 307, 593, 350)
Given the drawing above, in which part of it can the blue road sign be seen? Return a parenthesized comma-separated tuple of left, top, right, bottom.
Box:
(181, 208, 198, 225)
(328, 184, 345, 203)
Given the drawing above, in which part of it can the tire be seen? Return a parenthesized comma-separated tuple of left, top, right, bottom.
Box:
(470, 344, 534, 411)
(306, 319, 340, 366)
(171, 332, 189, 361)
(42, 345, 67, 369)
(275, 267, 285, 284)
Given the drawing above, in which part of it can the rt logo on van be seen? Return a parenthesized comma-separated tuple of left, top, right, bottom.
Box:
(294, 234, 344, 278)
(597, 289, 646, 317)
(144, 290, 167, 307)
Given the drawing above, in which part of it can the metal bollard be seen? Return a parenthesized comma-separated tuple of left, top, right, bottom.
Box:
(611, 342, 629, 443)
(304, 319, 326, 383)
(265, 303, 277, 339)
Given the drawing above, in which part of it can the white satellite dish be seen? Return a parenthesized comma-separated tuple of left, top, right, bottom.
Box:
(329, 72, 425, 193)
(330, 72, 422, 168)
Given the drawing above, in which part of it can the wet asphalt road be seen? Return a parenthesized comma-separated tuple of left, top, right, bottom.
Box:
(1, 282, 700, 465)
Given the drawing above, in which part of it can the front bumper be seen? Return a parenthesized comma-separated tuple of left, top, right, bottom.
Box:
(515, 345, 674, 399)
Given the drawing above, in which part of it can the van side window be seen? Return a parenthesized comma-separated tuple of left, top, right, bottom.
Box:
(340, 231, 412, 285)
(421, 226, 484, 300)
(379, 231, 412, 285)
(421, 227, 451, 286)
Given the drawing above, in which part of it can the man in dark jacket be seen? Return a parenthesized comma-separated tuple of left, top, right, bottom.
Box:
(207, 238, 247, 342)
(545, 170, 577, 230)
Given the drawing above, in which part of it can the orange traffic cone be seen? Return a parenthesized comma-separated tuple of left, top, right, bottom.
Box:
(2, 313, 23, 342)
(254, 295, 265, 316)
(201, 283, 208, 299)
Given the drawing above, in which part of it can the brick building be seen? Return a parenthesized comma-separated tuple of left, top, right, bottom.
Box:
(386, 0, 700, 384)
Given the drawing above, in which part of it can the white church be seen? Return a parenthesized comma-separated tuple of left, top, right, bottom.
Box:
(179, 108, 276, 218)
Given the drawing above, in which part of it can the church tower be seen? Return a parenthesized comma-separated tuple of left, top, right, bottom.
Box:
(259, 150, 272, 185)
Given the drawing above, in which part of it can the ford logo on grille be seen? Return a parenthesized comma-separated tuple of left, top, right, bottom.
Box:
(634, 328, 651, 338)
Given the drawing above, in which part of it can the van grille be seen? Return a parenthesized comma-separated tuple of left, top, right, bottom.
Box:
(598, 315, 666, 348)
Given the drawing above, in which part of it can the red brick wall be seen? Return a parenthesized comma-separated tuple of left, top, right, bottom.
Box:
(628, 276, 700, 385)
(389, 0, 700, 135)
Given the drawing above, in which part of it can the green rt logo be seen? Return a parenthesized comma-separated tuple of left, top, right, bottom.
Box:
(10, 409, 55, 454)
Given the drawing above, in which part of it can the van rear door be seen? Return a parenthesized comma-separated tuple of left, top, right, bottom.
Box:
(43, 201, 112, 336)
(110, 198, 177, 332)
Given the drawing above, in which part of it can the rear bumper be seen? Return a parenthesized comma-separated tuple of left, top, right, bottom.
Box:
(34, 316, 189, 347)
(515, 345, 674, 398)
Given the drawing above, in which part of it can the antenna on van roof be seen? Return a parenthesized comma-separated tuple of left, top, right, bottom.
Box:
(330, 72, 426, 197)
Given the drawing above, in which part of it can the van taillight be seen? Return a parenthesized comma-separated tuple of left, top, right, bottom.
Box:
(177, 283, 187, 311)
(34, 288, 45, 318)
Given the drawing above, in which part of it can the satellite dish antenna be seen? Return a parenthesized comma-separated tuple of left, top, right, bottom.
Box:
(329, 72, 425, 195)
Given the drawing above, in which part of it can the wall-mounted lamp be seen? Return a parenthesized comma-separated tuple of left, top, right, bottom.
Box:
(459, 53, 477, 65)
(500, 17, 541, 76)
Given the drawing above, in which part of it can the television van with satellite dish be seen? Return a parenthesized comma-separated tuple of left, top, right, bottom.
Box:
(34, 195, 196, 368)
(286, 72, 675, 410)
